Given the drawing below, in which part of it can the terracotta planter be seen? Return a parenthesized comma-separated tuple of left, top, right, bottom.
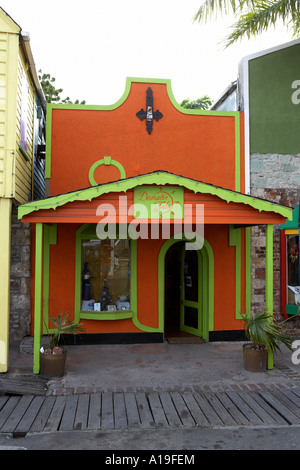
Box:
(243, 343, 268, 372)
(40, 351, 66, 378)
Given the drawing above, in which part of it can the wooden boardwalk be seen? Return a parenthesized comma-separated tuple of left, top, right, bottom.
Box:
(1, 388, 300, 435)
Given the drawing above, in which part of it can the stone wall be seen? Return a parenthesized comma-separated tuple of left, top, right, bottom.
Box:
(9, 204, 31, 341)
(251, 154, 300, 189)
(250, 164, 300, 317)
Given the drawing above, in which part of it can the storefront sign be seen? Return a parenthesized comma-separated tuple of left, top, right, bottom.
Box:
(134, 185, 184, 219)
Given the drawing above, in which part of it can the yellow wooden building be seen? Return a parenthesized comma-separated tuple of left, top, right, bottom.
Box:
(0, 8, 46, 372)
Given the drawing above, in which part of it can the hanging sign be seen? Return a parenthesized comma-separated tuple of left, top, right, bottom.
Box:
(134, 185, 184, 219)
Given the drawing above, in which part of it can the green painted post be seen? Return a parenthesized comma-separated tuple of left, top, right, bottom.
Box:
(265, 224, 274, 369)
(245, 227, 251, 318)
(33, 223, 43, 374)
(229, 225, 242, 319)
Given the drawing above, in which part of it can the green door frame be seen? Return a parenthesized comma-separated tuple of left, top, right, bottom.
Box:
(158, 234, 214, 341)
(180, 246, 204, 337)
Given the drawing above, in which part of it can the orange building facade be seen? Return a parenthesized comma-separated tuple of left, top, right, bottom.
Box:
(18, 78, 292, 372)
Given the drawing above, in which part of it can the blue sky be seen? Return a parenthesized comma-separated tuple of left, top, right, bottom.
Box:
(1, 0, 293, 105)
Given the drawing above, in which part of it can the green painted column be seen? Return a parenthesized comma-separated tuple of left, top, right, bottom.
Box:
(33, 223, 43, 374)
(265, 224, 274, 369)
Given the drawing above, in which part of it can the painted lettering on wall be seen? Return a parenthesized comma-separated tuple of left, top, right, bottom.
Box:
(134, 185, 184, 219)
(291, 80, 300, 104)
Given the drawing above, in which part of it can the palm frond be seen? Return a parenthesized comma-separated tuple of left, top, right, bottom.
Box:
(194, 0, 300, 46)
(225, 0, 300, 46)
(193, 0, 254, 22)
(243, 311, 294, 352)
(47, 312, 85, 352)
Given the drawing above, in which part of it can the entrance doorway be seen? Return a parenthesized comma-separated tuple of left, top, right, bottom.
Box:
(165, 242, 183, 337)
(164, 242, 203, 338)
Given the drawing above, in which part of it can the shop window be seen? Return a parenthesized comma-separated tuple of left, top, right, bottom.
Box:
(280, 205, 300, 316)
(81, 239, 131, 313)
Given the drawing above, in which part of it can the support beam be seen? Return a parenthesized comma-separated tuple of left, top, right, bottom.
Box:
(265, 224, 274, 369)
(229, 225, 242, 320)
(33, 223, 43, 373)
(42, 224, 57, 334)
(0, 199, 12, 372)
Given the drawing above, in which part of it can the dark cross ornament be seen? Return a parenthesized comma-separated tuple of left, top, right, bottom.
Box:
(136, 87, 163, 134)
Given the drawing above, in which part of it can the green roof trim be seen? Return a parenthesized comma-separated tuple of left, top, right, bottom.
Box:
(18, 171, 292, 221)
(279, 205, 299, 230)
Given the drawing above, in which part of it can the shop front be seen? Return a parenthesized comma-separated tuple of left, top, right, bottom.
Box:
(17, 78, 292, 373)
(19, 171, 291, 372)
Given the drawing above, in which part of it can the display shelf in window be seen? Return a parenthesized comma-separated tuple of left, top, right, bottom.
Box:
(80, 238, 131, 314)
(74, 224, 137, 322)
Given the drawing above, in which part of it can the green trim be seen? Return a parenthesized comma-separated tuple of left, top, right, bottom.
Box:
(74, 224, 136, 321)
(19, 144, 30, 162)
(279, 205, 299, 230)
(45, 77, 241, 187)
(234, 115, 241, 192)
(18, 171, 292, 221)
(245, 227, 251, 318)
(229, 225, 251, 320)
(33, 223, 43, 374)
(180, 247, 204, 337)
(42, 224, 57, 335)
(229, 225, 242, 320)
(204, 244, 214, 334)
(74, 224, 156, 332)
(265, 224, 274, 369)
(130, 238, 159, 332)
(74, 223, 134, 322)
(158, 235, 214, 340)
(80, 311, 134, 321)
(89, 157, 127, 186)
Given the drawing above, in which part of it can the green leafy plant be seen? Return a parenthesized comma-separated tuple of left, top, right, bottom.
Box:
(180, 95, 213, 110)
(243, 311, 294, 353)
(44, 312, 85, 354)
(38, 70, 86, 104)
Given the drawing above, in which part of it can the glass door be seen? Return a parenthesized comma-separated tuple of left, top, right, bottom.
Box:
(180, 247, 203, 337)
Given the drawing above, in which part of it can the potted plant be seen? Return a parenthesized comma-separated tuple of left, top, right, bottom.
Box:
(243, 311, 294, 372)
(40, 312, 85, 378)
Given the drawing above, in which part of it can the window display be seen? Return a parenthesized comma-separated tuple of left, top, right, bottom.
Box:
(287, 234, 300, 306)
(81, 239, 131, 312)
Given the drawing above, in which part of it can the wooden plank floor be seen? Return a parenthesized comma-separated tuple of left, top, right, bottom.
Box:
(1, 388, 300, 434)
